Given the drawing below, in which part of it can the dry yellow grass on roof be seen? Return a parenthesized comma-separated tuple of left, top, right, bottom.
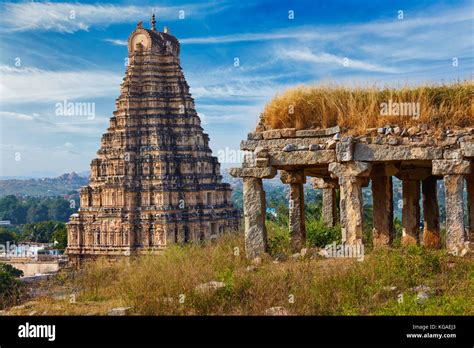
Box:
(261, 81, 473, 133)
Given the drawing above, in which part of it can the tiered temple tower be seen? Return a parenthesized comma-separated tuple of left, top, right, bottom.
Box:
(66, 19, 240, 263)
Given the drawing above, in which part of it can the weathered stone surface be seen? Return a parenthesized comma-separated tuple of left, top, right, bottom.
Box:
(270, 150, 336, 167)
(444, 174, 468, 254)
(255, 158, 270, 167)
(432, 160, 471, 175)
(241, 138, 320, 151)
(322, 188, 337, 228)
(460, 142, 474, 157)
(280, 128, 297, 138)
(354, 144, 442, 161)
(329, 161, 371, 178)
(243, 177, 267, 258)
(402, 180, 420, 246)
(282, 144, 297, 152)
(443, 149, 462, 160)
(262, 130, 281, 139)
(372, 167, 393, 247)
(329, 162, 370, 245)
(229, 167, 277, 178)
(295, 126, 340, 138)
(280, 170, 306, 184)
(336, 136, 354, 162)
(422, 176, 441, 248)
(288, 183, 305, 251)
(247, 132, 263, 140)
(312, 177, 338, 189)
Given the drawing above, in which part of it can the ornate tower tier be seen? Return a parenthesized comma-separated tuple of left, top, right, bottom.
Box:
(66, 21, 240, 262)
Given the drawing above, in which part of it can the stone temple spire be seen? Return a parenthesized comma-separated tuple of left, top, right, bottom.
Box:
(66, 22, 240, 263)
(151, 12, 156, 31)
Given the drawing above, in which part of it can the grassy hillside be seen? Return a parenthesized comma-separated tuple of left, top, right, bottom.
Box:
(6, 231, 473, 316)
(262, 81, 473, 132)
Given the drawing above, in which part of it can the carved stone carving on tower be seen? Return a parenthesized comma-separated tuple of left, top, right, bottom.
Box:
(66, 21, 240, 263)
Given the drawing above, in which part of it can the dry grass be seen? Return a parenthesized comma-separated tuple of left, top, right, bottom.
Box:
(261, 81, 473, 132)
(6, 232, 473, 316)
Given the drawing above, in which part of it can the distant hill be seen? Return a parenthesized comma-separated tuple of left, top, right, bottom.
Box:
(0, 172, 89, 197)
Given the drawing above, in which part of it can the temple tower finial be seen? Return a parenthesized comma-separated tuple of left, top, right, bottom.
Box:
(151, 11, 156, 31)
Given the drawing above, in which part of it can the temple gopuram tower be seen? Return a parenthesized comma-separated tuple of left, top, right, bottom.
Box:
(66, 18, 240, 263)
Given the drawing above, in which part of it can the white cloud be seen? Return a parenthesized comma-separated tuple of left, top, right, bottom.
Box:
(0, 111, 34, 120)
(180, 30, 329, 44)
(0, 2, 213, 33)
(277, 48, 398, 73)
(104, 39, 128, 46)
(0, 65, 122, 103)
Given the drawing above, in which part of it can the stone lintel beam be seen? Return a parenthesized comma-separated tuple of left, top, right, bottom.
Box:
(288, 182, 305, 251)
(270, 150, 336, 167)
(432, 160, 471, 176)
(422, 176, 441, 248)
(329, 161, 371, 245)
(444, 174, 468, 255)
(243, 177, 267, 258)
(371, 164, 394, 247)
(354, 144, 443, 161)
(402, 180, 421, 246)
(395, 167, 432, 181)
(229, 167, 277, 179)
(280, 170, 306, 184)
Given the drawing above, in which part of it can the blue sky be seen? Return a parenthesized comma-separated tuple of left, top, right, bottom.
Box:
(0, 0, 472, 177)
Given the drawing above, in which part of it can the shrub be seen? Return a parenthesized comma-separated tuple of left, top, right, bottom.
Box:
(262, 81, 473, 132)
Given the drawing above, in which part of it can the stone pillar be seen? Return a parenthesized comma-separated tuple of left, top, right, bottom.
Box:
(401, 180, 420, 246)
(422, 176, 440, 248)
(466, 173, 474, 242)
(322, 188, 337, 227)
(243, 177, 267, 258)
(312, 178, 338, 227)
(371, 165, 394, 247)
(433, 159, 471, 255)
(444, 175, 466, 253)
(328, 162, 371, 245)
(281, 170, 306, 252)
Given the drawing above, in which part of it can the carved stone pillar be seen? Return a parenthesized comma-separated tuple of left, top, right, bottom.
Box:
(401, 180, 420, 246)
(243, 177, 267, 258)
(371, 164, 394, 247)
(281, 170, 306, 252)
(444, 175, 466, 253)
(422, 176, 440, 248)
(329, 162, 371, 245)
(312, 178, 338, 227)
(433, 160, 471, 254)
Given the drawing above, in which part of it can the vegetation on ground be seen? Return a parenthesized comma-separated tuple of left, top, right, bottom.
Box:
(5, 228, 473, 316)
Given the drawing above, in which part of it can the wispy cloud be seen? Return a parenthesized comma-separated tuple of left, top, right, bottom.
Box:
(0, 65, 121, 103)
(277, 48, 398, 73)
(0, 2, 216, 33)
